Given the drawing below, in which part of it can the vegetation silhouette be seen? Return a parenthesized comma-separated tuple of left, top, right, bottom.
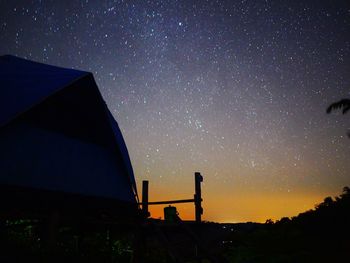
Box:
(1, 187, 349, 262)
(326, 99, 350, 114)
(223, 187, 350, 262)
(327, 98, 350, 137)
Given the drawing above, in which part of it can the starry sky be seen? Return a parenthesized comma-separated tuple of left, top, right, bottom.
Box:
(1, 0, 350, 222)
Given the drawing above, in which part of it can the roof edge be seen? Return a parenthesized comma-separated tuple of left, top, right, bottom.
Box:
(0, 73, 91, 128)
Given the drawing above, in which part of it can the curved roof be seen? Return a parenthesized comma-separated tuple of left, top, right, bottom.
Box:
(0, 55, 88, 126)
(0, 55, 138, 203)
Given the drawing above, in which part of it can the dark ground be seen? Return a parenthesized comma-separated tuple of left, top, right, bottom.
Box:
(1, 187, 349, 262)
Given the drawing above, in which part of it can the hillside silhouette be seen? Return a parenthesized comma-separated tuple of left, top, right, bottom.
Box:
(223, 187, 350, 262)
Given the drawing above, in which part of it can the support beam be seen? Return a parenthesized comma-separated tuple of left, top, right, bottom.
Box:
(141, 173, 204, 222)
(145, 199, 195, 205)
(194, 172, 203, 223)
(142, 180, 149, 217)
(47, 210, 60, 254)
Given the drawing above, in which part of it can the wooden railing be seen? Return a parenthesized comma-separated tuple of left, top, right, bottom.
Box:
(139, 172, 204, 223)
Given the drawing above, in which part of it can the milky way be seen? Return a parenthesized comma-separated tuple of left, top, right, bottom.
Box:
(1, 0, 350, 222)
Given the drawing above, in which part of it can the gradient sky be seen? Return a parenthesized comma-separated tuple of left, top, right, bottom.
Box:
(1, 0, 350, 222)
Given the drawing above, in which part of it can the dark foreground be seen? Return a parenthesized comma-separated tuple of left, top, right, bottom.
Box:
(1, 187, 349, 262)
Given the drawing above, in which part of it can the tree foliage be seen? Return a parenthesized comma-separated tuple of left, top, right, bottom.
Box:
(326, 99, 350, 114)
(225, 186, 350, 262)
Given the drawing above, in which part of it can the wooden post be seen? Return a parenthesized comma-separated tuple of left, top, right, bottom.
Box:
(194, 172, 203, 223)
(142, 180, 149, 217)
(46, 210, 60, 256)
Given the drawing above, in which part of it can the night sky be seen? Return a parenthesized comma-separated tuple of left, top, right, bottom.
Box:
(1, 0, 350, 222)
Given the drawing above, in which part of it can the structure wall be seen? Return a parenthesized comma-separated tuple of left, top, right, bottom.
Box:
(0, 121, 135, 203)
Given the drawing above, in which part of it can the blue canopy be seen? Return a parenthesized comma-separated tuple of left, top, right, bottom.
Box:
(0, 55, 138, 204)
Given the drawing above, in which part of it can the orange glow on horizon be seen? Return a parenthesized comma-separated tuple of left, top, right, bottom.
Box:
(143, 186, 337, 223)
(135, 162, 348, 223)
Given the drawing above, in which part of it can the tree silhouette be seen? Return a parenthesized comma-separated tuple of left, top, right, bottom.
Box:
(326, 99, 350, 114)
(327, 99, 350, 137)
(342, 186, 350, 195)
(315, 196, 333, 209)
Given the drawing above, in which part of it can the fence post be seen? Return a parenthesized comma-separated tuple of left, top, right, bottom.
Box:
(142, 180, 149, 217)
(194, 172, 203, 223)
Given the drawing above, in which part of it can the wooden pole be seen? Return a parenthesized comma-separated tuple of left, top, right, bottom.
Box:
(47, 210, 60, 256)
(142, 180, 149, 217)
(194, 172, 203, 223)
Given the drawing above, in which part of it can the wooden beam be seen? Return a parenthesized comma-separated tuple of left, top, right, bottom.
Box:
(144, 199, 195, 205)
(140, 172, 204, 223)
(142, 180, 149, 217)
(194, 172, 203, 223)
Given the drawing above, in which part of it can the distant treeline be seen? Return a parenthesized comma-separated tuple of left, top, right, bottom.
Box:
(224, 187, 350, 262)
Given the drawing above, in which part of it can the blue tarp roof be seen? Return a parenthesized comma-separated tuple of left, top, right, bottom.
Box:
(0, 55, 138, 202)
(0, 55, 88, 127)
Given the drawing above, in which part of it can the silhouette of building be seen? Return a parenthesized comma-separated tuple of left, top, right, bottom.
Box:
(0, 55, 138, 220)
